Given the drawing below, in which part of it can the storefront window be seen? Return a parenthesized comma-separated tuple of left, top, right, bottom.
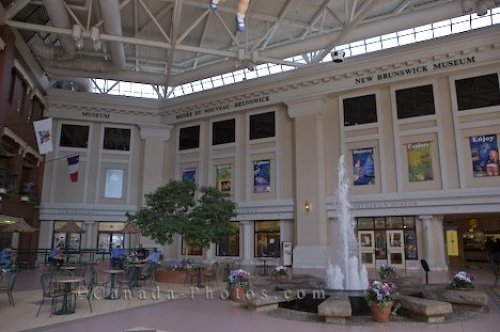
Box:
(217, 222, 239, 256)
(182, 239, 203, 256)
(374, 217, 385, 229)
(357, 218, 373, 229)
(386, 217, 403, 229)
(355, 216, 419, 261)
(97, 222, 125, 252)
(254, 221, 280, 257)
(53, 221, 83, 252)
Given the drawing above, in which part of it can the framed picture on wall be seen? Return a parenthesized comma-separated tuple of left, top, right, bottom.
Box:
(406, 142, 433, 182)
(253, 159, 271, 192)
(469, 134, 499, 177)
(182, 168, 196, 183)
(352, 147, 375, 185)
(216, 164, 232, 192)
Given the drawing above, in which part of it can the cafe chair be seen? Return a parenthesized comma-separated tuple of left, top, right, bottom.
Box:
(90, 265, 108, 290)
(202, 263, 219, 286)
(117, 269, 133, 296)
(71, 271, 94, 312)
(140, 263, 157, 287)
(36, 273, 65, 317)
(0, 272, 17, 307)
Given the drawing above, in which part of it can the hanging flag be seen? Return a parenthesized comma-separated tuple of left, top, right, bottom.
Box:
(67, 155, 80, 182)
(32, 118, 53, 154)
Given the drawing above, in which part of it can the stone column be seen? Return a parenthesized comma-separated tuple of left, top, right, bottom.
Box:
(419, 215, 448, 271)
(240, 221, 254, 264)
(286, 96, 329, 268)
(83, 220, 95, 250)
(204, 243, 216, 263)
(139, 124, 172, 202)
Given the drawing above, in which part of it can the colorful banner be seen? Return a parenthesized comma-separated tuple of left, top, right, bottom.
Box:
(33, 118, 53, 154)
(352, 148, 375, 185)
(406, 142, 433, 182)
(216, 165, 232, 192)
(253, 160, 271, 193)
(469, 134, 499, 177)
(182, 168, 196, 183)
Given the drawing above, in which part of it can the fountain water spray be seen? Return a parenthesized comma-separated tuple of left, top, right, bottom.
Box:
(326, 155, 369, 290)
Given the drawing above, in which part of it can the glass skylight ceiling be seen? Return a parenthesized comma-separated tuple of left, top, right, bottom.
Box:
(90, 8, 500, 100)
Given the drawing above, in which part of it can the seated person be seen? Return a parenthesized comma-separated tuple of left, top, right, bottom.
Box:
(111, 245, 125, 269)
(0, 247, 12, 272)
(136, 244, 147, 260)
(143, 248, 161, 268)
(48, 245, 64, 268)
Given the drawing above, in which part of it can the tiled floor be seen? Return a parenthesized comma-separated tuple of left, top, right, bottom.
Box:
(0, 261, 498, 332)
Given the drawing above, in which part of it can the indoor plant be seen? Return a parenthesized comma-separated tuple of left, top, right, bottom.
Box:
(228, 269, 251, 301)
(379, 264, 397, 280)
(273, 265, 288, 281)
(448, 271, 475, 290)
(365, 280, 399, 322)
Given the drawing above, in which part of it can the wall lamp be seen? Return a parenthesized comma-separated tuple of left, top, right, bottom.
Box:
(304, 201, 311, 213)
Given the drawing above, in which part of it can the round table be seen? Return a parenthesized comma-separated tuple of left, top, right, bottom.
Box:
(102, 269, 125, 299)
(53, 276, 84, 315)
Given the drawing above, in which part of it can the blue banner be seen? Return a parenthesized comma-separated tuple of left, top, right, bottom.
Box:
(253, 160, 271, 192)
(352, 148, 375, 185)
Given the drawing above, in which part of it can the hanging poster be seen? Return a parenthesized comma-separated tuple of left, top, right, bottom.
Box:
(182, 168, 196, 183)
(469, 134, 499, 177)
(253, 159, 271, 192)
(406, 142, 433, 182)
(216, 164, 232, 192)
(352, 148, 375, 185)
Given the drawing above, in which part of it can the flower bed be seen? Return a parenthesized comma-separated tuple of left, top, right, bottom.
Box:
(155, 269, 187, 283)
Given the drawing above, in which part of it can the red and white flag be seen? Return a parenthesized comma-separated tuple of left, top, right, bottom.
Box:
(66, 155, 79, 182)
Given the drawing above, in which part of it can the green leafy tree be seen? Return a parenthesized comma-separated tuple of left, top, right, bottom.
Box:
(127, 180, 237, 256)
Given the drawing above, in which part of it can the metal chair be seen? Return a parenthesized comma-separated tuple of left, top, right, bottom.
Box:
(71, 271, 94, 312)
(0, 272, 17, 307)
(184, 268, 198, 286)
(202, 262, 219, 286)
(36, 273, 65, 317)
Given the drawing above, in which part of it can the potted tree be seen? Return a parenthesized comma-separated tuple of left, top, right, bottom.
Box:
(127, 180, 237, 282)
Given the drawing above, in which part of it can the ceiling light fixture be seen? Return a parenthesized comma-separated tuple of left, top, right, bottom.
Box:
(90, 27, 101, 51)
(331, 50, 345, 63)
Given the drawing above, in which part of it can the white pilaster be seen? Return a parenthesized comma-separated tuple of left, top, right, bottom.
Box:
(139, 124, 172, 202)
(419, 214, 448, 271)
(240, 221, 254, 264)
(286, 96, 330, 268)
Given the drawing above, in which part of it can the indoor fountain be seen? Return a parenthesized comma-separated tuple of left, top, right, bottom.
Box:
(326, 154, 369, 290)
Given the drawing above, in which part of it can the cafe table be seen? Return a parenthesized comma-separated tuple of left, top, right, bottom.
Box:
(53, 276, 84, 315)
(128, 263, 146, 287)
(103, 269, 125, 299)
(256, 257, 275, 276)
(59, 266, 77, 275)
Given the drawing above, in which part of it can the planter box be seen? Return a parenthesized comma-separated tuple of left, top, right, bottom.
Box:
(155, 269, 187, 283)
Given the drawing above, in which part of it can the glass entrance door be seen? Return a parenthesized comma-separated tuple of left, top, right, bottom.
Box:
(358, 230, 375, 268)
(386, 230, 405, 268)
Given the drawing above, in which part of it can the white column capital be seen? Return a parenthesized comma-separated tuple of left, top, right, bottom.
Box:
(139, 124, 172, 141)
(285, 96, 328, 118)
(418, 214, 444, 223)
